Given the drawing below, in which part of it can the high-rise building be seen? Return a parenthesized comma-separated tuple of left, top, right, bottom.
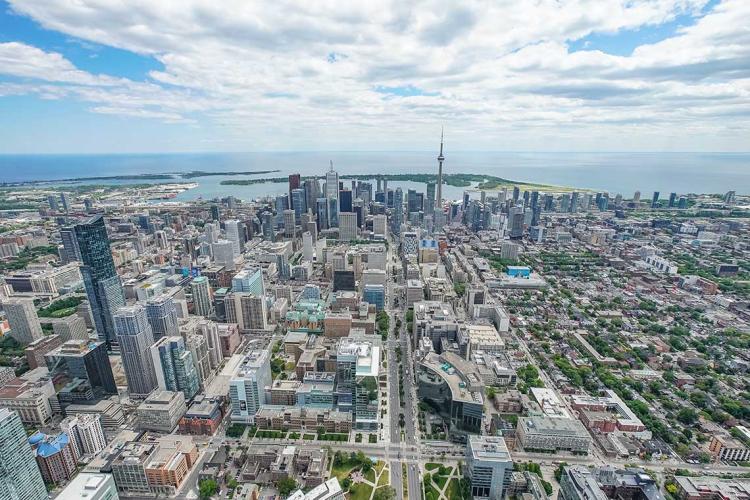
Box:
(339, 212, 358, 241)
(145, 294, 179, 340)
(225, 292, 267, 332)
(229, 350, 272, 423)
(0, 408, 48, 500)
(113, 305, 158, 398)
(325, 163, 339, 200)
(50, 314, 88, 341)
(291, 188, 307, 222)
(74, 216, 125, 347)
(466, 435, 513, 499)
(338, 188, 353, 213)
(231, 267, 265, 295)
(303, 231, 314, 262)
(29, 431, 78, 485)
(60, 413, 107, 457)
(327, 197, 339, 227)
(304, 178, 320, 215)
(436, 129, 445, 211)
(262, 211, 274, 240)
(668, 192, 677, 208)
(509, 206, 525, 240)
(191, 276, 213, 317)
(44, 339, 117, 395)
(651, 191, 660, 208)
(150, 336, 200, 400)
(224, 219, 241, 256)
(316, 198, 329, 230)
(283, 209, 296, 237)
(288, 173, 301, 208)
(3, 297, 43, 344)
(59, 227, 81, 264)
(393, 188, 404, 235)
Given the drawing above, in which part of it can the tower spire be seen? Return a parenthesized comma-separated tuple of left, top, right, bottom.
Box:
(435, 127, 445, 224)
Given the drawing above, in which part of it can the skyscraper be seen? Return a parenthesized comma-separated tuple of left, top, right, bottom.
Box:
(145, 294, 179, 340)
(339, 188, 353, 213)
(44, 339, 117, 395)
(316, 198, 329, 230)
(325, 162, 339, 200)
(291, 188, 307, 222)
(150, 336, 200, 400)
(224, 219, 241, 256)
(304, 178, 320, 215)
(3, 297, 43, 344)
(74, 216, 125, 347)
(191, 276, 213, 317)
(60, 413, 107, 457)
(288, 173, 301, 208)
(0, 408, 48, 500)
(328, 197, 339, 227)
(393, 188, 404, 235)
(229, 350, 272, 423)
(113, 305, 158, 398)
(339, 212, 358, 241)
(651, 191, 660, 208)
(231, 267, 264, 295)
(59, 227, 81, 264)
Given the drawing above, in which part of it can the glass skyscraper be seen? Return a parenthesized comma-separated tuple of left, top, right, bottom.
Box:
(150, 336, 200, 400)
(74, 215, 125, 347)
(0, 408, 48, 500)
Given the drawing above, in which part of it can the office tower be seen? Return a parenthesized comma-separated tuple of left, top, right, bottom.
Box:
(45, 339, 117, 395)
(56, 473, 118, 500)
(288, 173, 301, 207)
(113, 305, 158, 398)
(393, 187, 404, 235)
(363, 284, 385, 311)
(436, 128, 445, 209)
(303, 232, 314, 262)
(316, 198, 329, 230)
(373, 214, 387, 238)
(225, 292, 267, 331)
(327, 197, 339, 227)
(678, 196, 688, 209)
(189, 277, 212, 318)
(466, 435, 513, 499)
(512, 186, 520, 204)
(3, 297, 43, 344)
(60, 192, 71, 212)
(59, 227, 81, 264)
(651, 191, 660, 208)
(291, 188, 307, 222)
(145, 295, 179, 341)
(150, 336, 200, 400)
(339, 188, 353, 213)
(339, 212, 358, 241)
(83, 198, 93, 212)
(74, 216, 125, 347)
(0, 408, 48, 500)
(668, 192, 677, 208)
(325, 162, 339, 200)
(210, 204, 220, 221)
(426, 182, 436, 215)
(570, 191, 579, 213)
(229, 350, 272, 423)
(49, 315, 87, 342)
(509, 206, 525, 240)
(211, 239, 234, 267)
(633, 190, 641, 202)
(232, 267, 264, 295)
(304, 178, 320, 215)
(283, 209, 296, 237)
(262, 211, 274, 240)
(204, 221, 220, 243)
(224, 219, 241, 256)
(560, 193, 571, 212)
(47, 194, 59, 212)
(60, 413, 106, 457)
(725, 190, 737, 204)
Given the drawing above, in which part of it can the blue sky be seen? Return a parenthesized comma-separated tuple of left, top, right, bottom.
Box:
(0, 0, 748, 153)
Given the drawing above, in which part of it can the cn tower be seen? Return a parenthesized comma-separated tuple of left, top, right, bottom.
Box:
(436, 127, 445, 209)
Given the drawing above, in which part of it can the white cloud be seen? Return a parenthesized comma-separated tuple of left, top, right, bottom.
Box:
(2, 0, 749, 151)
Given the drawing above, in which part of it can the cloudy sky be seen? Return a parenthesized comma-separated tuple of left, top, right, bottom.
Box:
(1, 0, 748, 153)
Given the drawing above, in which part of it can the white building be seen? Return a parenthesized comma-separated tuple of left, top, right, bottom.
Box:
(229, 350, 272, 423)
(339, 212, 358, 241)
(466, 436, 513, 499)
(3, 297, 43, 344)
(372, 215, 387, 238)
(56, 473, 119, 500)
(61, 413, 107, 457)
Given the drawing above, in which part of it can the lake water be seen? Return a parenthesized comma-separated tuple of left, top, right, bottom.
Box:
(1, 151, 747, 201)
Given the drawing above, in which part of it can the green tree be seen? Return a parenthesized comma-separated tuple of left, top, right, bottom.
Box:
(199, 479, 218, 499)
(277, 477, 298, 497)
(373, 486, 397, 500)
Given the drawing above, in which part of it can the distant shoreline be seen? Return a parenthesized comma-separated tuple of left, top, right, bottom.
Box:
(0, 169, 280, 187)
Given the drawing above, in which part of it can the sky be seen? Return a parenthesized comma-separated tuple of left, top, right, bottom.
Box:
(0, 0, 749, 154)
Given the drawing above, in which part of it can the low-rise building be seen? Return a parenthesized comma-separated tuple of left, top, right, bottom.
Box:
(516, 416, 591, 454)
(137, 390, 187, 433)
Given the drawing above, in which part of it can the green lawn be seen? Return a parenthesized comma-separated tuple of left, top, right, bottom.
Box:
(425, 463, 441, 471)
(365, 469, 376, 483)
(425, 482, 441, 500)
(445, 478, 463, 500)
(377, 469, 389, 487)
(349, 482, 373, 500)
(303, 434, 316, 440)
(331, 464, 357, 482)
(434, 474, 449, 490)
